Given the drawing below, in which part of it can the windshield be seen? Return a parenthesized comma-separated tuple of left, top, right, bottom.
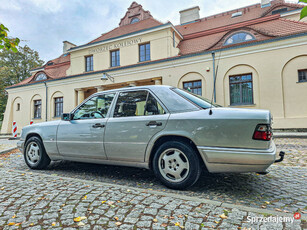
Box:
(172, 88, 221, 109)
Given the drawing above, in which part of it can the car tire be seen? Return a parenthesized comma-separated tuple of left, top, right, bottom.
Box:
(24, 136, 51, 169)
(152, 140, 201, 190)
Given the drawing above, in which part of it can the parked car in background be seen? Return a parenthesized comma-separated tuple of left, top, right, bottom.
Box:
(18, 85, 283, 189)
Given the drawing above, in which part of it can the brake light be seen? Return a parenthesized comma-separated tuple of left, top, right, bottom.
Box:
(253, 124, 272, 141)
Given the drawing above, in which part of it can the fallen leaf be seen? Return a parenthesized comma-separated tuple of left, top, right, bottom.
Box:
(0, 187, 4, 190)
(161, 223, 168, 227)
(177, 215, 183, 218)
(8, 223, 15, 226)
(265, 201, 270, 205)
(153, 218, 158, 222)
(115, 222, 122, 226)
(74, 216, 87, 222)
(12, 215, 16, 219)
(82, 195, 87, 200)
(214, 220, 219, 224)
(21, 173, 25, 176)
(175, 222, 181, 226)
(114, 217, 119, 221)
(78, 222, 85, 226)
(15, 223, 21, 226)
(275, 208, 282, 212)
(58, 209, 62, 212)
(108, 201, 114, 205)
(169, 216, 175, 219)
(30, 223, 34, 226)
(101, 201, 106, 204)
(220, 213, 228, 219)
(261, 205, 266, 209)
(52, 222, 56, 226)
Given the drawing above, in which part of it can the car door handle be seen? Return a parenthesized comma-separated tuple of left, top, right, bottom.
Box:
(146, 121, 162, 127)
(92, 123, 105, 128)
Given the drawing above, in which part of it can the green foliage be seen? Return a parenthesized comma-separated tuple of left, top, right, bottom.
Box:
(0, 46, 44, 120)
(299, 1, 307, 20)
(0, 24, 20, 53)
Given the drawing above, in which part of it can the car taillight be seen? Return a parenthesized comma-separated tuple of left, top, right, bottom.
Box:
(253, 124, 272, 141)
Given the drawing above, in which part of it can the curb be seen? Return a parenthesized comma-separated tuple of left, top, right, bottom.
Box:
(274, 135, 307, 139)
(0, 147, 17, 155)
(5, 168, 306, 221)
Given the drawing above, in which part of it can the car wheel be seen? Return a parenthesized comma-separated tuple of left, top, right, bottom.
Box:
(24, 136, 50, 169)
(152, 141, 201, 190)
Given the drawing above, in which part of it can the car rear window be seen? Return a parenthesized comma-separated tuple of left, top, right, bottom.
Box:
(172, 88, 215, 109)
(151, 88, 199, 113)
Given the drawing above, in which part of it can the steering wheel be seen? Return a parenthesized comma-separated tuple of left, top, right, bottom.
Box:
(91, 111, 105, 118)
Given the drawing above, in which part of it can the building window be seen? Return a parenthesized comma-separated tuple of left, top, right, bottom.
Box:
(85, 55, 93, 72)
(130, 17, 140, 24)
(139, 43, 150, 62)
(110, 50, 120, 67)
(35, 72, 47, 81)
(224, 32, 255, 46)
(16, 103, 20, 111)
(298, 69, 307, 82)
(229, 74, 253, 105)
(183, 80, 202, 96)
(54, 97, 63, 117)
(34, 100, 42, 119)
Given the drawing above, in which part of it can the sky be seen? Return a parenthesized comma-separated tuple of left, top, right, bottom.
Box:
(0, 0, 295, 62)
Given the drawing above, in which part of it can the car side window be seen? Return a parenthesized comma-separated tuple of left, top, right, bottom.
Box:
(114, 91, 165, 117)
(73, 93, 115, 120)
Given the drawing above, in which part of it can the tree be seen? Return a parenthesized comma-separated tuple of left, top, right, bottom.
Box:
(300, 0, 307, 20)
(0, 46, 44, 120)
(0, 24, 20, 53)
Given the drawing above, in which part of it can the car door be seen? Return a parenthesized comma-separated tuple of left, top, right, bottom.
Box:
(104, 90, 169, 162)
(57, 93, 115, 159)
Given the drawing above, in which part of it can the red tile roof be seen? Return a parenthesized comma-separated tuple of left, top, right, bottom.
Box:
(175, 0, 303, 36)
(178, 16, 307, 55)
(88, 18, 163, 44)
(9, 54, 70, 88)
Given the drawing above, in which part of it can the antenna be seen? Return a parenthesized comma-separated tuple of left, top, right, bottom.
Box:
(209, 50, 222, 115)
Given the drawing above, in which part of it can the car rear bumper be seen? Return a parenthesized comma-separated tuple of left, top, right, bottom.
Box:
(197, 143, 276, 173)
(17, 140, 24, 153)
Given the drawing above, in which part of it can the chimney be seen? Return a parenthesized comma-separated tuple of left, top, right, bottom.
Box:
(179, 6, 200, 25)
(261, 0, 271, 8)
(63, 41, 76, 54)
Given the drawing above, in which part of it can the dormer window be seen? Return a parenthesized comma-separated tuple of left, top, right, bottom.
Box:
(224, 32, 255, 46)
(35, 72, 47, 81)
(130, 17, 140, 24)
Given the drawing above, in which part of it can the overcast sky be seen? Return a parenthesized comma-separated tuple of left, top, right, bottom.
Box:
(0, 0, 295, 62)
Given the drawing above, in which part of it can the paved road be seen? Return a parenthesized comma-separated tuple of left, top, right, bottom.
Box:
(0, 168, 305, 229)
(1, 153, 306, 214)
(0, 138, 306, 229)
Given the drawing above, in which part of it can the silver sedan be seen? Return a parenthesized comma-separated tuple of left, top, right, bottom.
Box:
(18, 85, 282, 189)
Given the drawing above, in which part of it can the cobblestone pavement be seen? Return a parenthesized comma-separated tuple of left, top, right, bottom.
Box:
(274, 138, 307, 167)
(0, 138, 306, 218)
(0, 168, 305, 230)
(0, 139, 18, 153)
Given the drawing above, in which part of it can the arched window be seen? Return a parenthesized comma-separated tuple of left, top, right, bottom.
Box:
(35, 72, 47, 81)
(130, 17, 140, 24)
(224, 32, 255, 46)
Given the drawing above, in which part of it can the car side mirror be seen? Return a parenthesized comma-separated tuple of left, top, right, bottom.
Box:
(61, 113, 72, 121)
